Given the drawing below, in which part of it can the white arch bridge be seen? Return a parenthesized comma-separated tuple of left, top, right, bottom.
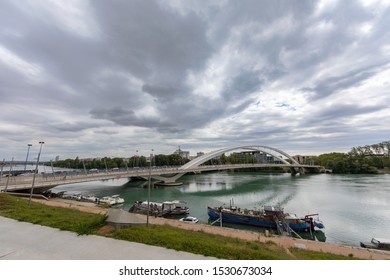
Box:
(0, 145, 321, 193)
(151, 145, 320, 184)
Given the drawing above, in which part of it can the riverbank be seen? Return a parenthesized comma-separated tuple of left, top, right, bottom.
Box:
(377, 167, 390, 174)
(32, 198, 390, 260)
(32, 198, 108, 215)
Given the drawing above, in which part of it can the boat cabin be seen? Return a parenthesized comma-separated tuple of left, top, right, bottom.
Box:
(263, 206, 284, 215)
(360, 238, 390, 251)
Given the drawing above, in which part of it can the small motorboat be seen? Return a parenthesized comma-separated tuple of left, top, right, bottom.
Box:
(179, 216, 199, 223)
(100, 195, 125, 205)
(111, 194, 125, 204)
(360, 238, 390, 251)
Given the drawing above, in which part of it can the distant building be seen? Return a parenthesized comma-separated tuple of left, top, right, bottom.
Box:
(174, 148, 190, 159)
(55, 155, 60, 162)
(196, 152, 205, 158)
(173, 146, 191, 160)
(293, 155, 316, 164)
(233, 151, 283, 164)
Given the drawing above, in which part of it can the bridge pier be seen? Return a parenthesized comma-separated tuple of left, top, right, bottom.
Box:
(144, 173, 185, 186)
(290, 168, 298, 176)
(290, 167, 305, 176)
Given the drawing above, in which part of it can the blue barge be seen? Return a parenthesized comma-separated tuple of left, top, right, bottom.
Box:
(207, 205, 323, 233)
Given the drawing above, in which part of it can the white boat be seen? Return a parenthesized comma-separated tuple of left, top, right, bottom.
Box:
(80, 194, 99, 203)
(111, 194, 125, 204)
(179, 216, 199, 223)
(100, 195, 125, 205)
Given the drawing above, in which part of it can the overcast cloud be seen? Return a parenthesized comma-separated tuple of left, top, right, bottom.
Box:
(1, 0, 389, 160)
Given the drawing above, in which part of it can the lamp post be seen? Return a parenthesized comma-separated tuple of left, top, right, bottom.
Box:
(24, 144, 32, 172)
(104, 159, 108, 172)
(50, 160, 56, 179)
(4, 157, 14, 192)
(29, 141, 44, 205)
(146, 149, 154, 226)
(82, 160, 87, 175)
(0, 158, 5, 182)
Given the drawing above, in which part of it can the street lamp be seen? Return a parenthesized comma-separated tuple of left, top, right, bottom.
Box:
(29, 141, 44, 205)
(24, 144, 32, 172)
(4, 157, 14, 192)
(146, 149, 154, 226)
(0, 158, 5, 182)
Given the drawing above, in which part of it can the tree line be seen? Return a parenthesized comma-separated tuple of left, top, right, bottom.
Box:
(53, 140, 390, 174)
(52, 153, 190, 170)
(52, 152, 268, 170)
(312, 141, 390, 174)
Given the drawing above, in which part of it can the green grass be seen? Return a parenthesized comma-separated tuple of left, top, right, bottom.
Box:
(0, 193, 106, 235)
(0, 193, 358, 259)
(104, 224, 358, 260)
(106, 224, 293, 259)
(289, 248, 359, 260)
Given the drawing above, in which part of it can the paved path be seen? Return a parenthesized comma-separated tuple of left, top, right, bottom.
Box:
(0, 216, 215, 260)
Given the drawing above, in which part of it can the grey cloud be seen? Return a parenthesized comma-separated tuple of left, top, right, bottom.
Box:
(52, 122, 101, 133)
(317, 104, 385, 120)
(227, 71, 263, 99)
(303, 104, 386, 128)
(1, 13, 102, 88)
(93, 0, 212, 82)
(307, 64, 389, 101)
(207, 0, 315, 45)
(142, 84, 181, 100)
(90, 107, 137, 126)
(90, 106, 171, 129)
(93, 129, 119, 135)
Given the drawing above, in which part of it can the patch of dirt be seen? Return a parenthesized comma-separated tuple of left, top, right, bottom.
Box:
(31, 198, 108, 215)
(96, 225, 115, 235)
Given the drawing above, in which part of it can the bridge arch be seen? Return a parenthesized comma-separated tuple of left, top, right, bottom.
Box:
(150, 145, 301, 184)
(179, 145, 299, 170)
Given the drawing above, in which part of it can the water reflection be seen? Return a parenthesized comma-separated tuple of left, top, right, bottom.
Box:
(181, 179, 233, 193)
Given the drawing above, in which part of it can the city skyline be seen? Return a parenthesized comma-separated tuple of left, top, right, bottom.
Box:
(1, 0, 389, 161)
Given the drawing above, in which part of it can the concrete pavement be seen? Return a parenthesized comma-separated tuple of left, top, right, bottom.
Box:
(0, 216, 215, 260)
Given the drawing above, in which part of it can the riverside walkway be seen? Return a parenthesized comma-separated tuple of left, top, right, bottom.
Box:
(0, 167, 180, 193)
(0, 216, 215, 260)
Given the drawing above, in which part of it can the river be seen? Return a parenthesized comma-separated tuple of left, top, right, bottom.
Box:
(51, 172, 390, 247)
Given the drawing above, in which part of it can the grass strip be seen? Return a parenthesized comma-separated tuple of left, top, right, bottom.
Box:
(103, 224, 357, 260)
(0, 193, 106, 235)
(106, 224, 293, 259)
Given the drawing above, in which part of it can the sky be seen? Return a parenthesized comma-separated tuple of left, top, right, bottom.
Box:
(0, 0, 389, 161)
